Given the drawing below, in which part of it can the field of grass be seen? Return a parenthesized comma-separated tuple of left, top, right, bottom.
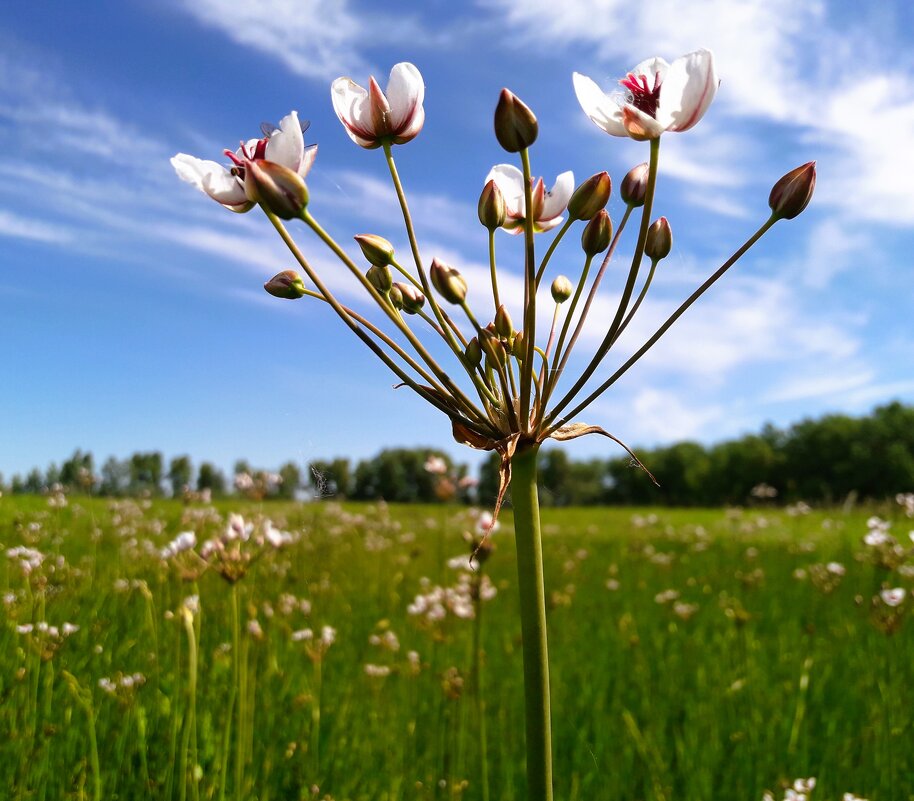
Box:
(1, 493, 912, 800)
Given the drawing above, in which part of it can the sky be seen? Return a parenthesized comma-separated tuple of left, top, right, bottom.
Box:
(2, 0, 913, 479)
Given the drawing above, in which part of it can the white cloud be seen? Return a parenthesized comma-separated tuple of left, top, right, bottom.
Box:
(764, 369, 875, 404)
(0, 210, 73, 244)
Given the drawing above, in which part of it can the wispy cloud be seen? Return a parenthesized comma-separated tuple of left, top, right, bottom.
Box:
(0, 210, 74, 244)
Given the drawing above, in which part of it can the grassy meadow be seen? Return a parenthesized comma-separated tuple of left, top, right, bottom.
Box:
(1, 493, 912, 801)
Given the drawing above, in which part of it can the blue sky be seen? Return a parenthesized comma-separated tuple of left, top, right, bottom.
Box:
(2, 0, 913, 479)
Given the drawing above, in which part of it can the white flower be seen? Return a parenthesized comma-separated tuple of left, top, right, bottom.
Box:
(424, 455, 448, 475)
(485, 165, 573, 234)
(574, 49, 717, 141)
(880, 587, 906, 607)
(172, 111, 317, 211)
(331, 63, 425, 149)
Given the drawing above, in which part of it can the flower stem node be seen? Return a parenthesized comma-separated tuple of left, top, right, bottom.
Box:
(495, 305, 514, 339)
(567, 172, 612, 220)
(494, 89, 539, 153)
(465, 337, 483, 368)
(644, 216, 672, 261)
(478, 180, 507, 230)
(769, 162, 816, 221)
(354, 234, 395, 267)
(551, 275, 573, 304)
(393, 281, 425, 314)
(263, 270, 307, 300)
(581, 209, 613, 256)
(621, 163, 650, 207)
(244, 159, 309, 220)
(430, 259, 468, 304)
(366, 263, 393, 294)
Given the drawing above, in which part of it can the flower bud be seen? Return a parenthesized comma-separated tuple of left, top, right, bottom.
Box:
(620, 163, 650, 208)
(481, 330, 507, 366)
(494, 305, 513, 339)
(430, 258, 468, 304)
(465, 337, 483, 367)
(393, 281, 425, 314)
(244, 159, 308, 219)
(511, 331, 525, 361)
(567, 172, 612, 220)
(644, 217, 672, 261)
(354, 234, 395, 267)
(263, 270, 306, 300)
(551, 275, 573, 303)
(769, 161, 816, 221)
(388, 284, 404, 310)
(580, 209, 612, 256)
(477, 180, 507, 230)
(493, 89, 538, 153)
(366, 263, 393, 293)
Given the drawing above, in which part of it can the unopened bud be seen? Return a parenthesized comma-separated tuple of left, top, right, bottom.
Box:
(264, 270, 306, 300)
(511, 331, 525, 361)
(769, 161, 816, 221)
(393, 282, 425, 314)
(481, 331, 507, 366)
(354, 234, 395, 267)
(430, 259, 468, 304)
(581, 209, 612, 256)
(478, 180, 507, 230)
(567, 172, 612, 220)
(494, 305, 513, 339)
(366, 263, 392, 293)
(493, 89, 538, 153)
(644, 217, 672, 261)
(551, 275, 573, 303)
(388, 284, 404, 310)
(620, 163, 650, 207)
(465, 337, 483, 367)
(244, 159, 308, 219)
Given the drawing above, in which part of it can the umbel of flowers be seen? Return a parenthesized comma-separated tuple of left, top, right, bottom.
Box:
(173, 51, 814, 801)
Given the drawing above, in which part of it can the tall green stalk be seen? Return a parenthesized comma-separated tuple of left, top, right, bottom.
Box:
(511, 444, 553, 801)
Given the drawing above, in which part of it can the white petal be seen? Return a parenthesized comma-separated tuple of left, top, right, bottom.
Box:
(172, 154, 249, 207)
(394, 105, 424, 144)
(628, 56, 670, 86)
(573, 72, 625, 137)
(385, 62, 424, 132)
(536, 214, 565, 233)
(541, 171, 574, 220)
(298, 144, 318, 179)
(331, 77, 376, 144)
(486, 164, 526, 215)
(622, 105, 666, 140)
(658, 49, 718, 132)
(266, 110, 304, 172)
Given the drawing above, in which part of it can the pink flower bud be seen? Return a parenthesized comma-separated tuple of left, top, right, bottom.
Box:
(264, 270, 307, 300)
(493, 89, 538, 153)
(769, 162, 816, 221)
(244, 159, 309, 220)
(354, 234, 395, 267)
(644, 217, 672, 261)
(478, 180, 507, 230)
(393, 282, 425, 314)
(494, 305, 514, 339)
(580, 209, 613, 256)
(567, 172, 611, 220)
(430, 259, 468, 304)
(620, 163, 650, 207)
(465, 337, 483, 367)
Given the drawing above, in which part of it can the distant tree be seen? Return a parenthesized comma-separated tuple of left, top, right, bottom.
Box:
(168, 455, 194, 498)
(60, 450, 96, 494)
(277, 461, 302, 500)
(99, 457, 129, 496)
(197, 462, 226, 496)
(477, 452, 502, 507)
(352, 448, 457, 503)
(129, 452, 164, 496)
(10, 474, 24, 495)
(24, 468, 44, 494)
(45, 463, 61, 489)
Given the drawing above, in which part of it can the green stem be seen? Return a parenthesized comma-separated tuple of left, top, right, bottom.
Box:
(545, 215, 778, 431)
(534, 218, 574, 288)
(519, 149, 537, 432)
(511, 444, 553, 801)
(488, 229, 500, 312)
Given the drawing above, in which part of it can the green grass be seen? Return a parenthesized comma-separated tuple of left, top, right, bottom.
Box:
(0, 495, 911, 800)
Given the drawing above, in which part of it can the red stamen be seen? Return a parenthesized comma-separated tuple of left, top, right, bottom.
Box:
(619, 71, 662, 118)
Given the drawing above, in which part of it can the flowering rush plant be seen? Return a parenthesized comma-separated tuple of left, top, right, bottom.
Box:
(173, 50, 814, 800)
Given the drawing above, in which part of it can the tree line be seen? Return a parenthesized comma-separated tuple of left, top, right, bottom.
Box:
(2, 402, 912, 506)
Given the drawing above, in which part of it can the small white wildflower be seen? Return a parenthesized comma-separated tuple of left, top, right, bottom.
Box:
(826, 561, 846, 576)
(363, 663, 392, 677)
(880, 587, 906, 607)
